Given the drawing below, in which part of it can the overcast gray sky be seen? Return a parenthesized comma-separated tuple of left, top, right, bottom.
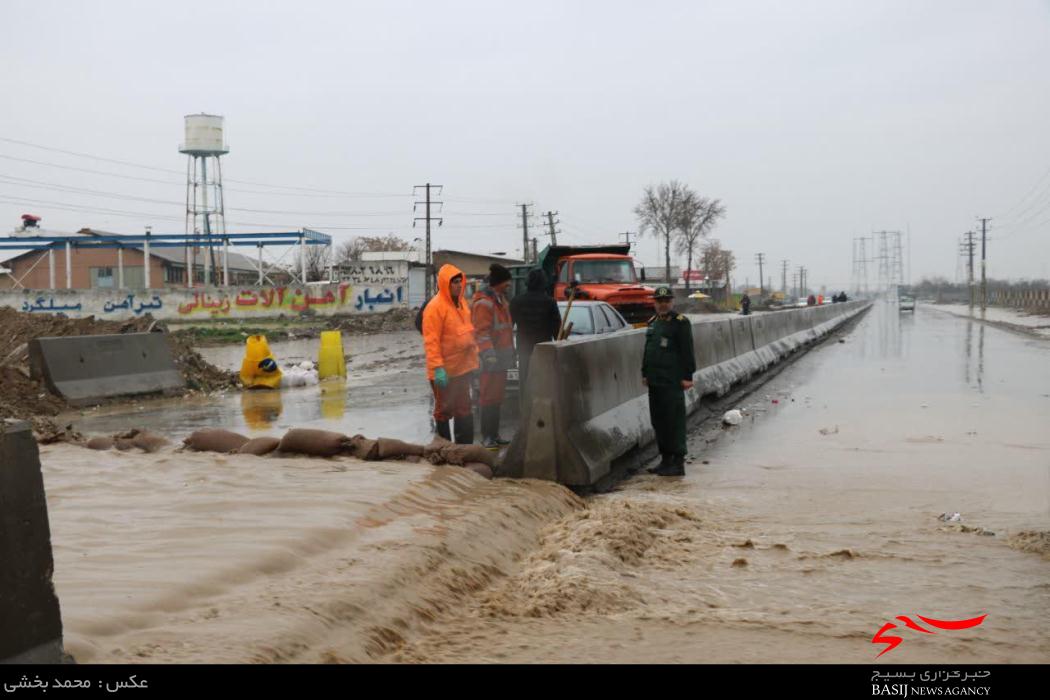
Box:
(3, 0, 1049, 289)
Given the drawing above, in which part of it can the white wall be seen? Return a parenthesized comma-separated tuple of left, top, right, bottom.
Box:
(0, 279, 408, 322)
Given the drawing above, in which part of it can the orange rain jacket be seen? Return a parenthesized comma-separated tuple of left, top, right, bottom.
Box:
(471, 286, 514, 370)
(422, 264, 480, 380)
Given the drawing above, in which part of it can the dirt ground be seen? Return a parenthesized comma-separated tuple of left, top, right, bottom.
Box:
(0, 307, 236, 441)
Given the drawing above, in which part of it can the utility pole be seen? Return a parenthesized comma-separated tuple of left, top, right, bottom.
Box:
(414, 183, 443, 299)
(517, 203, 533, 264)
(544, 211, 560, 247)
(619, 231, 636, 250)
(781, 259, 789, 294)
(754, 253, 765, 297)
(977, 217, 990, 311)
(798, 266, 807, 299)
(722, 251, 733, 305)
(531, 237, 538, 263)
(962, 231, 976, 310)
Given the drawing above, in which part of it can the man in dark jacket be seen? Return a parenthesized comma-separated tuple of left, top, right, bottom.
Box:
(642, 286, 696, 476)
(509, 268, 562, 390)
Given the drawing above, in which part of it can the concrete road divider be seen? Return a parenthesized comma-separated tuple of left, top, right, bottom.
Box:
(0, 420, 69, 663)
(503, 301, 870, 487)
(28, 332, 184, 406)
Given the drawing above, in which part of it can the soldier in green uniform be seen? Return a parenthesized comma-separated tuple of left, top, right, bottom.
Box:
(642, 286, 696, 476)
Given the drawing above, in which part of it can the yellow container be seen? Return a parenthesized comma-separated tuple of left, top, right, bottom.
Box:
(239, 334, 282, 389)
(320, 378, 346, 420)
(317, 330, 347, 379)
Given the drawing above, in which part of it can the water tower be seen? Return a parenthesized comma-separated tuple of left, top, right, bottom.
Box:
(179, 113, 229, 286)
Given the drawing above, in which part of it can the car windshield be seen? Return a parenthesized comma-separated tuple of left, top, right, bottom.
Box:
(573, 260, 635, 284)
(559, 305, 593, 334)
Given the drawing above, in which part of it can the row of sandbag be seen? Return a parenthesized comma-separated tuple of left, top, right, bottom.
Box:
(83, 429, 171, 453)
(180, 428, 497, 478)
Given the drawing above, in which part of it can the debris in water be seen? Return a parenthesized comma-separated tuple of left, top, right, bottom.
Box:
(818, 426, 839, 436)
(722, 409, 743, 426)
(731, 558, 748, 567)
(938, 512, 962, 523)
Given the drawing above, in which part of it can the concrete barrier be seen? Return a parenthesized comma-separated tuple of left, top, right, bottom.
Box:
(0, 420, 68, 664)
(503, 301, 870, 487)
(28, 332, 184, 406)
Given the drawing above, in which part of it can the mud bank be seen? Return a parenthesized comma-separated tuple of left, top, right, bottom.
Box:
(42, 444, 580, 663)
(0, 308, 234, 440)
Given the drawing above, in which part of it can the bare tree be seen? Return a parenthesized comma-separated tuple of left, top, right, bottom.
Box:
(304, 243, 332, 282)
(701, 240, 735, 302)
(634, 181, 694, 283)
(336, 234, 413, 264)
(675, 194, 727, 292)
(336, 238, 369, 264)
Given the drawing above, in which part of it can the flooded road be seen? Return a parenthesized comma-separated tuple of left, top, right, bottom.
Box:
(41, 302, 1050, 663)
(388, 301, 1050, 663)
(63, 331, 435, 443)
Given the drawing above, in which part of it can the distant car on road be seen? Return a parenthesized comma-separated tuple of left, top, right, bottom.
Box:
(557, 300, 632, 336)
(899, 296, 916, 311)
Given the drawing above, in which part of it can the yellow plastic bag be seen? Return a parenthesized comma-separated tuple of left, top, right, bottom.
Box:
(240, 334, 282, 389)
(317, 330, 347, 379)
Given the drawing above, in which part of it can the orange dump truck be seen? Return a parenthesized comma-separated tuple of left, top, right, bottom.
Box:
(510, 244, 655, 326)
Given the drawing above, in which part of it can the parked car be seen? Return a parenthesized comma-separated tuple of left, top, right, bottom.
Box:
(505, 301, 631, 387)
(899, 296, 916, 311)
(557, 300, 632, 336)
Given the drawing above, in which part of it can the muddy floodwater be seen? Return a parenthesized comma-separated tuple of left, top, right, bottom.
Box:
(42, 301, 1050, 663)
(63, 331, 435, 443)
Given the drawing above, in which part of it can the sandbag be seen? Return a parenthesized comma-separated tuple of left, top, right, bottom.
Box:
(86, 436, 114, 451)
(183, 429, 251, 453)
(348, 435, 379, 460)
(237, 436, 281, 456)
(424, 436, 454, 462)
(376, 437, 425, 459)
(132, 430, 170, 453)
(464, 462, 493, 479)
(278, 428, 350, 457)
(114, 438, 136, 451)
(443, 444, 496, 468)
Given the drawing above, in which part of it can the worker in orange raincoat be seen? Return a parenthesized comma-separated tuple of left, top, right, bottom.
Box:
(422, 264, 480, 444)
(471, 264, 515, 447)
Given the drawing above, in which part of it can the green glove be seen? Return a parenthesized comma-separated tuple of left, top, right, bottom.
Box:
(434, 367, 449, 388)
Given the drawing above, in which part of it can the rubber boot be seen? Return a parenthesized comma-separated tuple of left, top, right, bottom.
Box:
(660, 454, 686, 477)
(481, 405, 509, 448)
(435, 420, 451, 441)
(453, 413, 474, 445)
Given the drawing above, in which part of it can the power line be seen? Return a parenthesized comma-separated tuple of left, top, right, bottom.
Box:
(995, 162, 1050, 220)
(0, 174, 422, 217)
(0, 135, 414, 198)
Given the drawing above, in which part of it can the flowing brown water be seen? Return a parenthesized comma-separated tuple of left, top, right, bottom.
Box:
(43, 303, 1050, 663)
